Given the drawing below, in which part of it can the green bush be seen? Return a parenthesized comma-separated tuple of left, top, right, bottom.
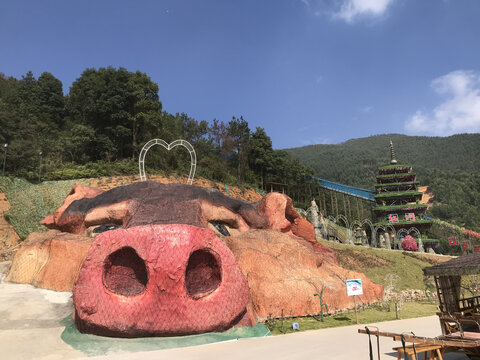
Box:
(43, 160, 139, 181)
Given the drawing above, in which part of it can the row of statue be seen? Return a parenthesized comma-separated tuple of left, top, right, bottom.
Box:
(307, 200, 427, 252)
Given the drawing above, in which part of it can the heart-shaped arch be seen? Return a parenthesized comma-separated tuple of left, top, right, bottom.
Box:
(396, 227, 421, 239)
(138, 139, 197, 185)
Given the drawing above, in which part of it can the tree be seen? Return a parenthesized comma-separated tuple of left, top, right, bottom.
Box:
(248, 127, 274, 188)
(36, 72, 65, 128)
(0, 71, 42, 174)
(67, 67, 163, 161)
(127, 70, 162, 157)
(227, 116, 250, 181)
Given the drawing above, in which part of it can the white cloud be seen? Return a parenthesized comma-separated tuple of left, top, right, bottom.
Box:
(405, 70, 480, 136)
(361, 105, 373, 113)
(334, 0, 394, 23)
(300, 136, 332, 146)
(300, 0, 311, 9)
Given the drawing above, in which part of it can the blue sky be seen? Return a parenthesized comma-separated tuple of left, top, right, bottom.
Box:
(2, 0, 480, 148)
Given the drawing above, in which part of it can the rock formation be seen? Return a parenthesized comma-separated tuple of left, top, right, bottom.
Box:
(5, 230, 93, 291)
(224, 230, 384, 319)
(5, 181, 385, 337)
(8, 183, 325, 292)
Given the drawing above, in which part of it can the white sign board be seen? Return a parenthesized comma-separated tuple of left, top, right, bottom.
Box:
(346, 279, 363, 296)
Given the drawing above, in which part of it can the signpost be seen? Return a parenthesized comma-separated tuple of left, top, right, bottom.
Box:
(346, 279, 363, 324)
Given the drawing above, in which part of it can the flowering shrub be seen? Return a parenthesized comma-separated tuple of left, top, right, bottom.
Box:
(462, 229, 480, 241)
(401, 235, 418, 251)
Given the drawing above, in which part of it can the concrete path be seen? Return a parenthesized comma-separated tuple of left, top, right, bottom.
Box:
(0, 279, 470, 360)
(0, 280, 83, 360)
(93, 317, 469, 360)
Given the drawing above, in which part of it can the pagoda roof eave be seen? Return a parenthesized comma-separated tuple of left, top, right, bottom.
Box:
(375, 181, 419, 188)
(376, 173, 416, 180)
(373, 219, 433, 227)
(378, 164, 412, 170)
(375, 191, 423, 199)
(373, 204, 428, 212)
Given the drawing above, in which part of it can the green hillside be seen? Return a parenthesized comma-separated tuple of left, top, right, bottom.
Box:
(286, 134, 480, 232)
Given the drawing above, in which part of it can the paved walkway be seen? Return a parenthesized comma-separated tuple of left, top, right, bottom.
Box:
(0, 279, 469, 360)
(93, 317, 469, 360)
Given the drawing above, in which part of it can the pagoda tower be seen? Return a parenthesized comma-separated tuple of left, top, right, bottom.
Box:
(373, 141, 432, 249)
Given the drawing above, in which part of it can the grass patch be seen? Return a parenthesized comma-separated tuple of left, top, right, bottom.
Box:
(319, 239, 450, 290)
(267, 301, 438, 335)
(0, 177, 87, 240)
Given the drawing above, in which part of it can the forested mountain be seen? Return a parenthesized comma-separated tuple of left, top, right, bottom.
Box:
(0, 68, 312, 191)
(286, 134, 480, 232)
(2, 69, 479, 232)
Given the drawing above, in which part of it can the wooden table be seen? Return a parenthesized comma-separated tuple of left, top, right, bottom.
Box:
(392, 344, 443, 360)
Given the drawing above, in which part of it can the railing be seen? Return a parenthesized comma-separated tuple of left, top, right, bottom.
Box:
(460, 296, 480, 311)
(312, 177, 376, 202)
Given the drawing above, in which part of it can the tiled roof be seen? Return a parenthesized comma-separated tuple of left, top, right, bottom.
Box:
(423, 253, 480, 276)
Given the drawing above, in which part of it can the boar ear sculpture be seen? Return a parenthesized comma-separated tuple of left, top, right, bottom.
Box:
(73, 224, 251, 337)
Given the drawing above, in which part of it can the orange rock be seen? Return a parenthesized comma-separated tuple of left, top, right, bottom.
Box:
(291, 217, 316, 243)
(40, 214, 55, 228)
(41, 183, 104, 229)
(257, 192, 294, 233)
(5, 230, 93, 291)
(224, 230, 384, 320)
(257, 192, 317, 242)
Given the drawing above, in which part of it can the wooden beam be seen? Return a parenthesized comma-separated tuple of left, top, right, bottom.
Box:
(358, 329, 480, 348)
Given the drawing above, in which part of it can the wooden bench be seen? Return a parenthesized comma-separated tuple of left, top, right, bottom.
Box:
(392, 344, 443, 360)
(446, 331, 480, 340)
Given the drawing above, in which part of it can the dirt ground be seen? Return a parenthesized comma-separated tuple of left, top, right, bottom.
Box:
(419, 185, 434, 208)
(85, 175, 263, 203)
(404, 251, 452, 266)
(336, 249, 393, 270)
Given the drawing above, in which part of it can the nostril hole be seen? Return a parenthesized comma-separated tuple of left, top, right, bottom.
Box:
(185, 249, 222, 298)
(103, 247, 148, 296)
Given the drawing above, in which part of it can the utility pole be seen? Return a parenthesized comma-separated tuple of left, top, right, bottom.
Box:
(323, 195, 327, 216)
(330, 192, 334, 217)
(2, 143, 7, 176)
(356, 197, 360, 220)
(38, 151, 43, 182)
(347, 197, 352, 220)
(335, 193, 339, 218)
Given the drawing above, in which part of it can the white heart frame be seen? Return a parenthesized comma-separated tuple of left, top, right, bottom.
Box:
(138, 139, 197, 185)
(396, 227, 421, 240)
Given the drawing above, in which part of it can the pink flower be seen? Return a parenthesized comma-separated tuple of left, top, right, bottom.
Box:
(401, 235, 418, 251)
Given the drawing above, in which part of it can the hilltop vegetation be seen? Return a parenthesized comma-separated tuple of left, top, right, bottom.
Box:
(286, 134, 480, 232)
(1, 69, 479, 230)
(0, 68, 312, 197)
